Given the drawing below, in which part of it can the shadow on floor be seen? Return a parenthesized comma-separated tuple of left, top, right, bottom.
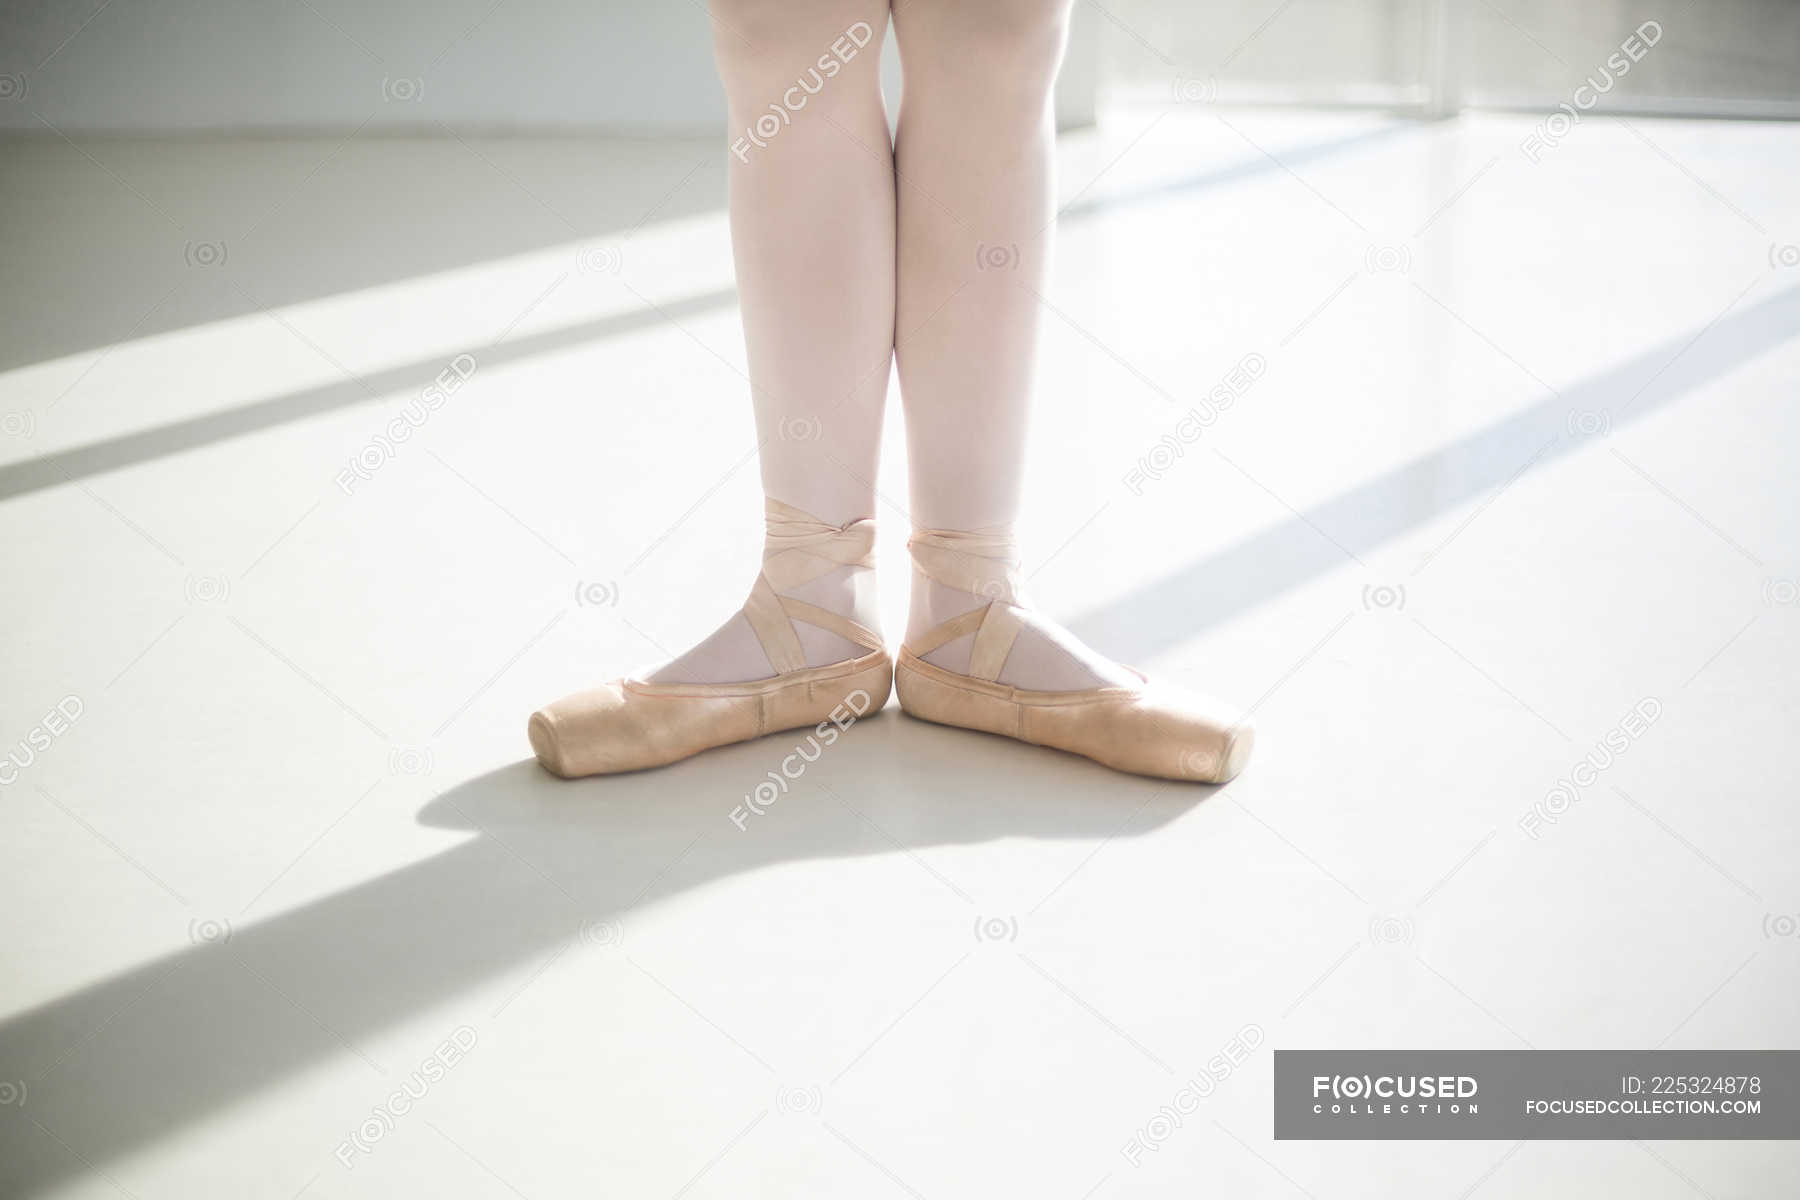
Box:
(0, 707, 1208, 1194)
(1071, 279, 1800, 660)
(0, 286, 737, 501)
(0, 136, 729, 375)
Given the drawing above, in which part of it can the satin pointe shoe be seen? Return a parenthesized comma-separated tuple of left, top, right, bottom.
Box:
(894, 527, 1254, 783)
(529, 501, 892, 777)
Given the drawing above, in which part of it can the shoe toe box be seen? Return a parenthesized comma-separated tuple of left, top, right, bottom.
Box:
(1139, 682, 1254, 783)
(528, 683, 630, 777)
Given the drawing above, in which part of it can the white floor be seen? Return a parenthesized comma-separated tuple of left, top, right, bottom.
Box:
(2, 105, 1798, 1198)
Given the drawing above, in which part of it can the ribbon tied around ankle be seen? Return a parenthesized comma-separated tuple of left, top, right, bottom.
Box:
(742, 499, 882, 674)
(906, 527, 1025, 606)
(905, 526, 1031, 682)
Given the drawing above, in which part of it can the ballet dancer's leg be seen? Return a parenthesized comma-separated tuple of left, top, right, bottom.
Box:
(526, 0, 899, 776)
(889, 0, 1131, 691)
(649, 0, 896, 684)
(887, 0, 1252, 781)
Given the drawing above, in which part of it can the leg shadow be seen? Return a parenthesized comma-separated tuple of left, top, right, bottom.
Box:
(0, 709, 1209, 1194)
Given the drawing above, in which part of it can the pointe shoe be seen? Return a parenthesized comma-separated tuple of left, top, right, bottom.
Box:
(894, 528, 1254, 783)
(529, 501, 892, 778)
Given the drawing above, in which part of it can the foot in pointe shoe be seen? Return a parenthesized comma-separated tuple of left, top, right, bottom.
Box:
(893, 525, 1253, 783)
(528, 501, 891, 777)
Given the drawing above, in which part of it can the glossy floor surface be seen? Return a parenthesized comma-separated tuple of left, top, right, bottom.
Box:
(3, 106, 1798, 1197)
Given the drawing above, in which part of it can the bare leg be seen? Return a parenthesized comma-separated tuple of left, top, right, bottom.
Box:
(649, 0, 895, 683)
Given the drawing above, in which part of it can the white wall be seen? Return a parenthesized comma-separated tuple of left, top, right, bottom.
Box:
(0, 0, 1096, 133)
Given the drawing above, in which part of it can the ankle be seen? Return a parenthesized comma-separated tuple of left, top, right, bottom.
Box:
(783, 562, 883, 656)
(644, 502, 884, 686)
(901, 524, 1136, 691)
(905, 572, 982, 645)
